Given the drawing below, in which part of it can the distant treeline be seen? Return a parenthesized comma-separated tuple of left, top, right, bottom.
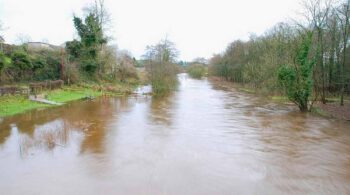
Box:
(209, 0, 350, 110)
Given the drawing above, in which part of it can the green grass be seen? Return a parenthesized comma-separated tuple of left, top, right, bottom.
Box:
(0, 88, 102, 118)
(46, 88, 102, 103)
(0, 82, 136, 118)
(0, 87, 102, 118)
(0, 95, 50, 117)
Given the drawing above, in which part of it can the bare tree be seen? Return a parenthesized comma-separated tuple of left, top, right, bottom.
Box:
(325, 8, 341, 92)
(15, 33, 32, 45)
(336, 0, 350, 106)
(192, 57, 208, 65)
(142, 38, 179, 94)
(303, 0, 333, 104)
(83, 0, 112, 39)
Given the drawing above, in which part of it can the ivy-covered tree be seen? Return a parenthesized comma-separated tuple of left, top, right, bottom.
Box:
(65, 40, 82, 60)
(73, 13, 106, 49)
(0, 52, 11, 73)
(68, 13, 107, 75)
(278, 31, 316, 112)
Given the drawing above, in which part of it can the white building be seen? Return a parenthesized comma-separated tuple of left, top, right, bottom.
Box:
(26, 42, 61, 51)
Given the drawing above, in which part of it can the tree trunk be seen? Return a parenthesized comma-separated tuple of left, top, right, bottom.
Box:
(299, 102, 309, 112)
(340, 1, 349, 106)
(318, 29, 326, 104)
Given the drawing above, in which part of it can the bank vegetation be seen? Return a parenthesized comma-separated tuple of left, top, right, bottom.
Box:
(209, 0, 350, 112)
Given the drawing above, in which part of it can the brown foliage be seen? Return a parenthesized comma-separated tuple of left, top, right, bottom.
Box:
(29, 80, 64, 93)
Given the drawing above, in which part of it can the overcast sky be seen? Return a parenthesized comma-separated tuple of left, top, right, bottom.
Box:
(0, 0, 302, 61)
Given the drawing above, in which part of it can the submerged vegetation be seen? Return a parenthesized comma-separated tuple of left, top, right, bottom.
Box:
(0, 85, 103, 117)
(143, 39, 180, 94)
(0, 95, 50, 117)
(187, 64, 207, 79)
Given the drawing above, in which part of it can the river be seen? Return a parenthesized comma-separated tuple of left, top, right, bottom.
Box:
(0, 74, 350, 194)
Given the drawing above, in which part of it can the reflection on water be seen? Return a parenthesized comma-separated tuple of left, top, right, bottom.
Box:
(0, 73, 350, 194)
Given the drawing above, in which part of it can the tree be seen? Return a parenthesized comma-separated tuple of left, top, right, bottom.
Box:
(325, 9, 342, 93)
(337, 0, 350, 106)
(69, 12, 107, 75)
(15, 33, 32, 45)
(83, 0, 112, 41)
(143, 38, 179, 94)
(65, 40, 82, 59)
(144, 38, 179, 63)
(302, 0, 333, 104)
(0, 52, 11, 73)
(278, 31, 316, 112)
(116, 50, 137, 82)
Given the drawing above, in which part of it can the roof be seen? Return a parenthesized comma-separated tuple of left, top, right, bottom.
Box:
(26, 42, 62, 50)
(0, 36, 4, 42)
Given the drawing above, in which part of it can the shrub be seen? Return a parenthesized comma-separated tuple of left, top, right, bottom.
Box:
(187, 64, 206, 78)
(278, 32, 315, 112)
(0, 52, 11, 72)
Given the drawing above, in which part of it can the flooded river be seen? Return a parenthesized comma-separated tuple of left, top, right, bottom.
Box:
(1, 74, 350, 194)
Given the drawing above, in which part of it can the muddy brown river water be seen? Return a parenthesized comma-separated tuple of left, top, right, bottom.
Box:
(1, 74, 350, 195)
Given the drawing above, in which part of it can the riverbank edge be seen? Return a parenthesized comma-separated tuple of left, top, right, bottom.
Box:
(0, 82, 138, 118)
(208, 76, 350, 121)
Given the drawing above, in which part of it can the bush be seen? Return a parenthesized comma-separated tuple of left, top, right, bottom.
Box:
(11, 50, 32, 70)
(63, 63, 80, 84)
(32, 51, 60, 81)
(150, 62, 178, 94)
(82, 59, 98, 74)
(187, 64, 206, 78)
(118, 63, 138, 82)
(0, 52, 11, 72)
(278, 32, 315, 112)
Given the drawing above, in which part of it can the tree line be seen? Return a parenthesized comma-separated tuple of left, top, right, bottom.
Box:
(209, 0, 350, 111)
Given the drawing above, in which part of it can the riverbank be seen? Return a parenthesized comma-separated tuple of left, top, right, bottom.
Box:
(0, 82, 137, 118)
(209, 77, 350, 121)
(2, 73, 350, 195)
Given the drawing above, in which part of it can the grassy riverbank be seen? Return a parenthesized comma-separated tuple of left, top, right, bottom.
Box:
(0, 82, 136, 118)
(0, 96, 50, 117)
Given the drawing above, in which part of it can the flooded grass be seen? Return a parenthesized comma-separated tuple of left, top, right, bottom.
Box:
(0, 82, 139, 118)
(0, 95, 50, 117)
(46, 87, 102, 103)
(0, 87, 102, 118)
(311, 106, 332, 118)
